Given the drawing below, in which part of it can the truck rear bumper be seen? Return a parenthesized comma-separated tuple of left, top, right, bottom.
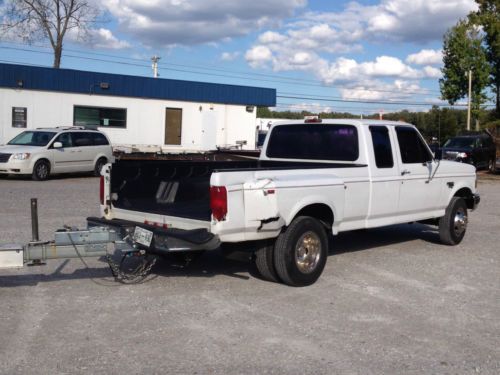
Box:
(87, 217, 220, 253)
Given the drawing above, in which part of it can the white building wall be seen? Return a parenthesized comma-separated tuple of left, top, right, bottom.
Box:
(0, 88, 257, 150)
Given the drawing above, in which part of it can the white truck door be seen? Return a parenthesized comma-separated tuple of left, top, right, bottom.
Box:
(394, 126, 442, 215)
(366, 125, 401, 226)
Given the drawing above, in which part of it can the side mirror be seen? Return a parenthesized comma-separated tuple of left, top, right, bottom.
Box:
(53, 142, 63, 149)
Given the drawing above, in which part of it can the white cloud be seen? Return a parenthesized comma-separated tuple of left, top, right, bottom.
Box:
(65, 27, 130, 50)
(103, 0, 306, 47)
(220, 51, 240, 61)
(339, 79, 426, 101)
(91, 28, 131, 49)
(284, 103, 333, 113)
(299, 0, 477, 43)
(245, 45, 273, 68)
(422, 66, 442, 78)
(406, 49, 443, 65)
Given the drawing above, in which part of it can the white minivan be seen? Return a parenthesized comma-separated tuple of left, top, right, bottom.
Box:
(0, 127, 113, 180)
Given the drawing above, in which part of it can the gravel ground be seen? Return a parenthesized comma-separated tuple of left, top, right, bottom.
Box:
(0, 173, 499, 374)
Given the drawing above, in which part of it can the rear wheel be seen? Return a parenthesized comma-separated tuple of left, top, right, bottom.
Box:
(254, 241, 280, 283)
(439, 197, 468, 245)
(273, 216, 328, 287)
(94, 157, 107, 177)
(32, 160, 50, 181)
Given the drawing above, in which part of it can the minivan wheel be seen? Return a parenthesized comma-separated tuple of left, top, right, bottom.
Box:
(488, 159, 496, 173)
(94, 158, 107, 177)
(273, 216, 328, 287)
(439, 197, 468, 245)
(32, 160, 50, 181)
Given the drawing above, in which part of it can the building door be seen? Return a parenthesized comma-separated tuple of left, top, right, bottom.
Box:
(165, 108, 182, 145)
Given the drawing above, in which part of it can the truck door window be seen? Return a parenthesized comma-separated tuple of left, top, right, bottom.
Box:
(266, 124, 358, 161)
(369, 126, 393, 168)
(395, 126, 432, 164)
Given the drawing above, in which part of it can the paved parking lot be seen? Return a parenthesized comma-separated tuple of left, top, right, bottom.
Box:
(0, 174, 499, 374)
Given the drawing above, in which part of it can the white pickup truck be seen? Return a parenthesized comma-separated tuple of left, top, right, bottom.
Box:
(93, 119, 480, 286)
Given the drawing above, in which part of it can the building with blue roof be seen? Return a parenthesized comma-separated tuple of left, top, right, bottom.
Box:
(0, 63, 276, 150)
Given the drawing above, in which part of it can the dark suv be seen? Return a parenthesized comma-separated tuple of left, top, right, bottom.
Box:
(441, 132, 496, 171)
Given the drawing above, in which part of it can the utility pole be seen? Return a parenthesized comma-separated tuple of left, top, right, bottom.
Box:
(151, 56, 161, 78)
(467, 69, 472, 131)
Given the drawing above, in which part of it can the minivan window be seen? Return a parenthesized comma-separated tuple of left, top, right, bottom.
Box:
(266, 124, 359, 161)
(369, 126, 393, 168)
(71, 132, 92, 147)
(53, 133, 73, 148)
(92, 132, 109, 146)
(395, 126, 433, 164)
(8, 131, 56, 146)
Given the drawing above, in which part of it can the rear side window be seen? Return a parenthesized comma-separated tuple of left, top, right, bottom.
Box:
(266, 124, 359, 161)
(92, 132, 110, 146)
(71, 132, 92, 147)
(395, 126, 432, 164)
(369, 126, 393, 168)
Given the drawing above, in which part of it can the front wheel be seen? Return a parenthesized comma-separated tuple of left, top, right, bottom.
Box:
(439, 197, 468, 245)
(32, 160, 50, 181)
(273, 216, 328, 287)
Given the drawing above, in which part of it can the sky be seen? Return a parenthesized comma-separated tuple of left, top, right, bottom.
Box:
(0, 0, 486, 115)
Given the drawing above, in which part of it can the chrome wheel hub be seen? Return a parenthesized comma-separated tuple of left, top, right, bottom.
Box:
(295, 231, 321, 274)
(453, 207, 467, 237)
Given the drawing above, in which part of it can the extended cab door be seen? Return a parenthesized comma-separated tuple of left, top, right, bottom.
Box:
(366, 125, 400, 226)
(394, 126, 442, 216)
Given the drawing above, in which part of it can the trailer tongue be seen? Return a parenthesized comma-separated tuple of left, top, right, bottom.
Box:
(0, 198, 160, 283)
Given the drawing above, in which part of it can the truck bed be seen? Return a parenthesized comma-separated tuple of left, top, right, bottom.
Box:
(110, 159, 363, 221)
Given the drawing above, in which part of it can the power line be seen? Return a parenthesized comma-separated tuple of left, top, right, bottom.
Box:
(0, 43, 444, 96)
(0, 46, 495, 109)
(277, 94, 465, 107)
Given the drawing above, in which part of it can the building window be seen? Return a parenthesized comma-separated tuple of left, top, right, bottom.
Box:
(74, 106, 127, 128)
(12, 107, 27, 128)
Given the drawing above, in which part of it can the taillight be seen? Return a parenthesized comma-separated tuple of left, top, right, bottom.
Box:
(210, 186, 227, 221)
(100, 176, 105, 205)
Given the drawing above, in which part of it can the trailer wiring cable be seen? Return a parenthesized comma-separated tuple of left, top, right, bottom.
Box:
(64, 230, 157, 285)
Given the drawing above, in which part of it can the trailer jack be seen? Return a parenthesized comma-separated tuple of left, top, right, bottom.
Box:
(0, 198, 157, 283)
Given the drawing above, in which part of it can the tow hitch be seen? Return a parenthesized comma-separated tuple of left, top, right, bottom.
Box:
(0, 198, 157, 283)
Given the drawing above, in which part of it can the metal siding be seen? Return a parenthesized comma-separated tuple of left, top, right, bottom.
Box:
(0, 63, 276, 106)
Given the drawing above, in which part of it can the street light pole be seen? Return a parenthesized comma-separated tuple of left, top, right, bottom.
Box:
(467, 69, 472, 131)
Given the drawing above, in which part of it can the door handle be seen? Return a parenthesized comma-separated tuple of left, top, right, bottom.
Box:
(401, 169, 411, 176)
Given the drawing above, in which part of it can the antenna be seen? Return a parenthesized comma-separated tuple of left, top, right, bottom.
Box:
(151, 55, 161, 78)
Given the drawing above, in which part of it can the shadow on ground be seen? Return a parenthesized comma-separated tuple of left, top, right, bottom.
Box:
(0, 222, 441, 288)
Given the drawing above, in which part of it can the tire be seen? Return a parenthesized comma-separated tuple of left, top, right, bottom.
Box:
(488, 159, 496, 174)
(94, 157, 107, 177)
(273, 216, 328, 287)
(254, 241, 280, 283)
(439, 197, 468, 245)
(32, 160, 50, 181)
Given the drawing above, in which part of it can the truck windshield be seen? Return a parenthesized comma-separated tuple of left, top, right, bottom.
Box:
(7, 131, 56, 146)
(443, 137, 475, 148)
(266, 124, 359, 161)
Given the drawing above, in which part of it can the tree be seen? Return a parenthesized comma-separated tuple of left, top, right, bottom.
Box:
(440, 20, 491, 119)
(470, 0, 500, 116)
(1, 0, 102, 68)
